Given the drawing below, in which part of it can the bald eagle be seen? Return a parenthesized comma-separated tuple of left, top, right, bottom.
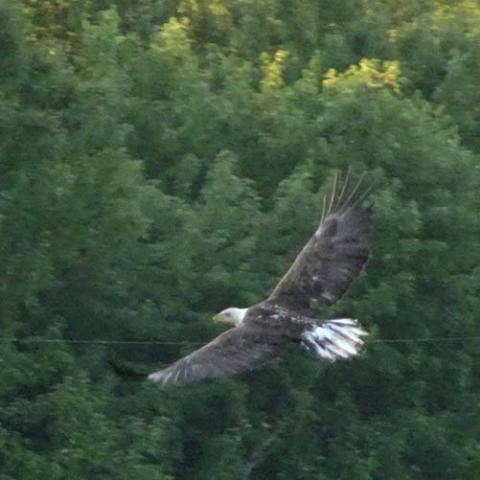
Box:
(148, 173, 371, 386)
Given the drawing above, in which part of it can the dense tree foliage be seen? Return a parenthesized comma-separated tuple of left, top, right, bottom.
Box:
(1, 0, 480, 478)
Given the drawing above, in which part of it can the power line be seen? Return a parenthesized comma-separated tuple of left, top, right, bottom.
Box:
(0, 338, 202, 345)
(1, 336, 480, 346)
(373, 336, 480, 344)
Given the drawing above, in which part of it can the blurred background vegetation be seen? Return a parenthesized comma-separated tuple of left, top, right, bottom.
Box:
(1, 0, 480, 478)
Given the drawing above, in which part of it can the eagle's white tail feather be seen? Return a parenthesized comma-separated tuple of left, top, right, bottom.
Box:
(301, 318, 367, 362)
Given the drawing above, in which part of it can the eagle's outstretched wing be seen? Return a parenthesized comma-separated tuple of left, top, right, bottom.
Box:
(268, 172, 372, 310)
(148, 327, 286, 386)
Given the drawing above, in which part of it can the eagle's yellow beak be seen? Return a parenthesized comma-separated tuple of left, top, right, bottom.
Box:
(212, 314, 221, 323)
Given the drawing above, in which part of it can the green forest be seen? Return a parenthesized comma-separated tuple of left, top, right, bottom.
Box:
(1, 0, 480, 478)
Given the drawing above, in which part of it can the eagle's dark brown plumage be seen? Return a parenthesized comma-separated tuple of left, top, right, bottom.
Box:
(148, 172, 372, 386)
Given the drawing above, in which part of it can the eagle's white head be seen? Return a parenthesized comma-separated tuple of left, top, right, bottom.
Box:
(213, 307, 247, 327)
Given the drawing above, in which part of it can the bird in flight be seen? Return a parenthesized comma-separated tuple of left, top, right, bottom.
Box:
(148, 172, 372, 386)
